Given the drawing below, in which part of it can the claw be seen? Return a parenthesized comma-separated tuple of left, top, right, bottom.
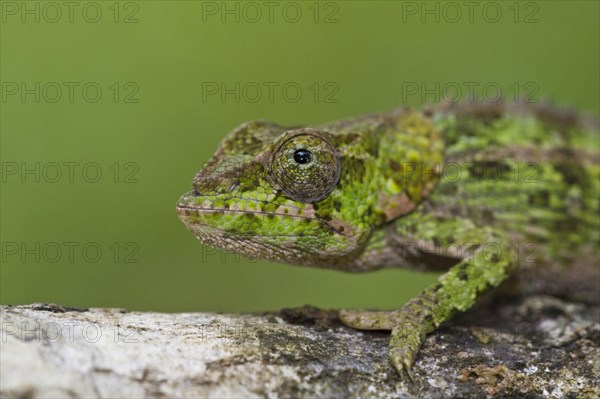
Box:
(403, 359, 416, 382)
(339, 309, 425, 382)
(389, 346, 417, 382)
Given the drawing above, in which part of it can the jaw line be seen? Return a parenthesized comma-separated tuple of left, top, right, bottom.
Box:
(176, 204, 350, 237)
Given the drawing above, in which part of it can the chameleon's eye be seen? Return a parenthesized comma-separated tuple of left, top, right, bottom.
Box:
(293, 149, 313, 165)
(270, 130, 340, 203)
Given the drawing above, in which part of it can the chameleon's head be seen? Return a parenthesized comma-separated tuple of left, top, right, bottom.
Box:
(177, 113, 442, 269)
(176, 121, 357, 267)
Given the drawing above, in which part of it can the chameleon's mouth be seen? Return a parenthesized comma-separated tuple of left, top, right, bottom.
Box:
(175, 205, 189, 216)
(176, 204, 243, 220)
(176, 190, 354, 238)
(176, 191, 213, 214)
(176, 193, 224, 225)
(176, 205, 202, 217)
(176, 203, 336, 232)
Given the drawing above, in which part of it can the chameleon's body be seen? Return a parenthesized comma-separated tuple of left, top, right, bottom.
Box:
(177, 101, 599, 378)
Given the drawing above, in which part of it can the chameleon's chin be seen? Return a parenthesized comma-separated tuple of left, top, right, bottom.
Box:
(175, 202, 219, 238)
(177, 192, 278, 258)
(177, 204, 243, 252)
(176, 206, 293, 263)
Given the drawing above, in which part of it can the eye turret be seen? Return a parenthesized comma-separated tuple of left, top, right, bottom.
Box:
(269, 129, 340, 203)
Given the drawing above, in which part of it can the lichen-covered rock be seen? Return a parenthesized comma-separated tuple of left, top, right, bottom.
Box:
(1, 297, 598, 398)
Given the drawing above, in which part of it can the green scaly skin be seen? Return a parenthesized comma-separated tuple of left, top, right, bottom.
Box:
(177, 101, 600, 379)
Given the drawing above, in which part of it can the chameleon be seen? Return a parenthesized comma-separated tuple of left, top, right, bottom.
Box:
(176, 101, 599, 379)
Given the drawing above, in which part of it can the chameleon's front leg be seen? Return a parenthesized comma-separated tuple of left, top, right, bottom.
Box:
(340, 227, 517, 380)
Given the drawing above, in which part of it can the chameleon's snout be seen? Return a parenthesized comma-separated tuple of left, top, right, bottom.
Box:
(175, 191, 201, 221)
(175, 204, 191, 217)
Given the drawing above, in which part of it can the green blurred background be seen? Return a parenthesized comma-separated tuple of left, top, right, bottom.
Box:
(1, 1, 598, 312)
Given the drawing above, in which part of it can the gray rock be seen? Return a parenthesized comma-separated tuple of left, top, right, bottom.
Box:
(1, 296, 598, 398)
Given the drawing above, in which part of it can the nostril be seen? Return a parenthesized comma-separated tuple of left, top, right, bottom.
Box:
(193, 187, 201, 196)
(228, 180, 240, 192)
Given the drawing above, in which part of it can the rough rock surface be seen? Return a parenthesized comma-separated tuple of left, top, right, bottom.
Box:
(0, 296, 598, 398)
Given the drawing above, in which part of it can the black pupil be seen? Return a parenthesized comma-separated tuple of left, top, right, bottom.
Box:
(293, 149, 313, 165)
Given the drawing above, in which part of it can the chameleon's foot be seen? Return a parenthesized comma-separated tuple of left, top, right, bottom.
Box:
(339, 309, 428, 380)
(389, 322, 425, 381)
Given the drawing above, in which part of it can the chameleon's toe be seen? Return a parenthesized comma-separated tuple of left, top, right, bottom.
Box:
(340, 309, 426, 380)
(389, 324, 424, 380)
(389, 344, 417, 381)
(339, 309, 401, 330)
